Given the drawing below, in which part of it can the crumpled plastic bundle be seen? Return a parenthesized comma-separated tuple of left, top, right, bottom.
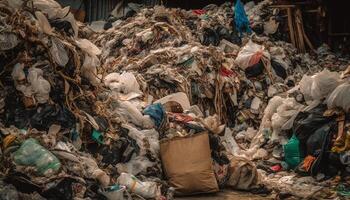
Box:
(235, 40, 270, 70)
(326, 82, 350, 112)
(299, 69, 340, 102)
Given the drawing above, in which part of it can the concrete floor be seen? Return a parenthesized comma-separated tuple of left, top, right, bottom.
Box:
(176, 190, 273, 200)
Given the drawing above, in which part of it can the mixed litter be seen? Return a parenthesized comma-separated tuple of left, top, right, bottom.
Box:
(1, 0, 350, 199)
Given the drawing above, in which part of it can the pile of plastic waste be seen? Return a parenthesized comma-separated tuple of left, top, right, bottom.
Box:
(1, 0, 350, 199)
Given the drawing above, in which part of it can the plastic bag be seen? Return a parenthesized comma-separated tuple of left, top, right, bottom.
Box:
(81, 54, 101, 86)
(116, 156, 155, 175)
(116, 101, 154, 128)
(154, 92, 191, 111)
(117, 173, 160, 199)
(234, 0, 251, 35)
(0, 33, 19, 51)
(235, 40, 268, 70)
(283, 135, 302, 169)
(80, 155, 110, 187)
(50, 38, 69, 67)
(28, 67, 51, 104)
(104, 72, 141, 94)
(326, 82, 350, 112)
(35, 11, 53, 35)
(76, 39, 101, 56)
(99, 185, 126, 200)
(223, 128, 241, 156)
(13, 138, 61, 176)
(310, 69, 340, 100)
(299, 75, 313, 102)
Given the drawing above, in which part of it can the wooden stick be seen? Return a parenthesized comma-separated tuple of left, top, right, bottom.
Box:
(295, 9, 305, 53)
(287, 8, 296, 47)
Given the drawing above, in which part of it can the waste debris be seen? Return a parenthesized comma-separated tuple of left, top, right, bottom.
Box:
(1, 0, 350, 199)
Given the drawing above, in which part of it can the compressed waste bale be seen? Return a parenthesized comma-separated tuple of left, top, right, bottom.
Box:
(13, 138, 61, 176)
(160, 132, 219, 195)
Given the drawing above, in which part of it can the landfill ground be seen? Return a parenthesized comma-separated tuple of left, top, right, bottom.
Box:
(176, 190, 272, 200)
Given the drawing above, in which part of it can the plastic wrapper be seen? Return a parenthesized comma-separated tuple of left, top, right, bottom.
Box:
(13, 138, 61, 176)
(50, 38, 69, 67)
(235, 40, 269, 70)
(117, 173, 160, 199)
(326, 82, 350, 112)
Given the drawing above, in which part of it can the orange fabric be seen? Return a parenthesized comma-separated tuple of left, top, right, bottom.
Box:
(302, 155, 316, 171)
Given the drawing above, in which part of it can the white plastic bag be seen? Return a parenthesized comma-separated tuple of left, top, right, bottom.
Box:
(117, 173, 160, 199)
(116, 156, 155, 175)
(326, 82, 350, 112)
(76, 39, 101, 56)
(310, 69, 340, 100)
(116, 101, 154, 128)
(154, 92, 191, 111)
(299, 75, 313, 102)
(35, 11, 53, 35)
(50, 38, 69, 67)
(235, 40, 269, 70)
(223, 128, 241, 156)
(104, 72, 141, 94)
(81, 54, 101, 86)
(28, 67, 51, 103)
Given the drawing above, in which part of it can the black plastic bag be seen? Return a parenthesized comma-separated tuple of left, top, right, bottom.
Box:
(271, 59, 287, 79)
(245, 60, 264, 78)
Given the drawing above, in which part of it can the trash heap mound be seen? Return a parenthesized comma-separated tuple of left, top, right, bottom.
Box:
(1, 0, 350, 199)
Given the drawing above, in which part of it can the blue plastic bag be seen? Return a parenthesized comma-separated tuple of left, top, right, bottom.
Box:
(234, 0, 252, 36)
(143, 103, 166, 128)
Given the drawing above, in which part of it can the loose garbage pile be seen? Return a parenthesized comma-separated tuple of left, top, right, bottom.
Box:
(1, 0, 350, 199)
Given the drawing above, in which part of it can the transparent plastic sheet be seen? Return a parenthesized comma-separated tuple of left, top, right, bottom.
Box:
(235, 40, 269, 70)
(81, 156, 110, 187)
(81, 54, 101, 86)
(0, 33, 19, 50)
(50, 38, 69, 67)
(299, 75, 313, 102)
(116, 155, 155, 175)
(121, 124, 159, 155)
(76, 39, 102, 56)
(35, 11, 53, 35)
(326, 82, 350, 112)
(117, 173, 160, 199)
(13, 138, 61, 176)
(6, 0, 23, 9)
(310, 69, 340, 100)
(104, 72, 141, 94)
(28, 67, 51, 104)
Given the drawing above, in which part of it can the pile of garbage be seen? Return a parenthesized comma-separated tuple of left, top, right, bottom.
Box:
(1, 0, 350, 199)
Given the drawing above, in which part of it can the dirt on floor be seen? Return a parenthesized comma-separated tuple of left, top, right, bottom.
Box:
(176, 190, 273, 200)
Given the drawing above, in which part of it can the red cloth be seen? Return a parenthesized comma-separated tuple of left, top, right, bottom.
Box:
(192, 9, 206, 15)
(219, 67, 237, 77)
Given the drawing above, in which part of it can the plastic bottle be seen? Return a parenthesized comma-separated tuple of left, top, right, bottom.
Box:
(116, 173, 159, 199)
(13, 138, 61, 176)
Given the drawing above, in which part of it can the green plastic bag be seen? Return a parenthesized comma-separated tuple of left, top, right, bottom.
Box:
(13, 138, 61, 176)
(283, 135, 302, 169)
